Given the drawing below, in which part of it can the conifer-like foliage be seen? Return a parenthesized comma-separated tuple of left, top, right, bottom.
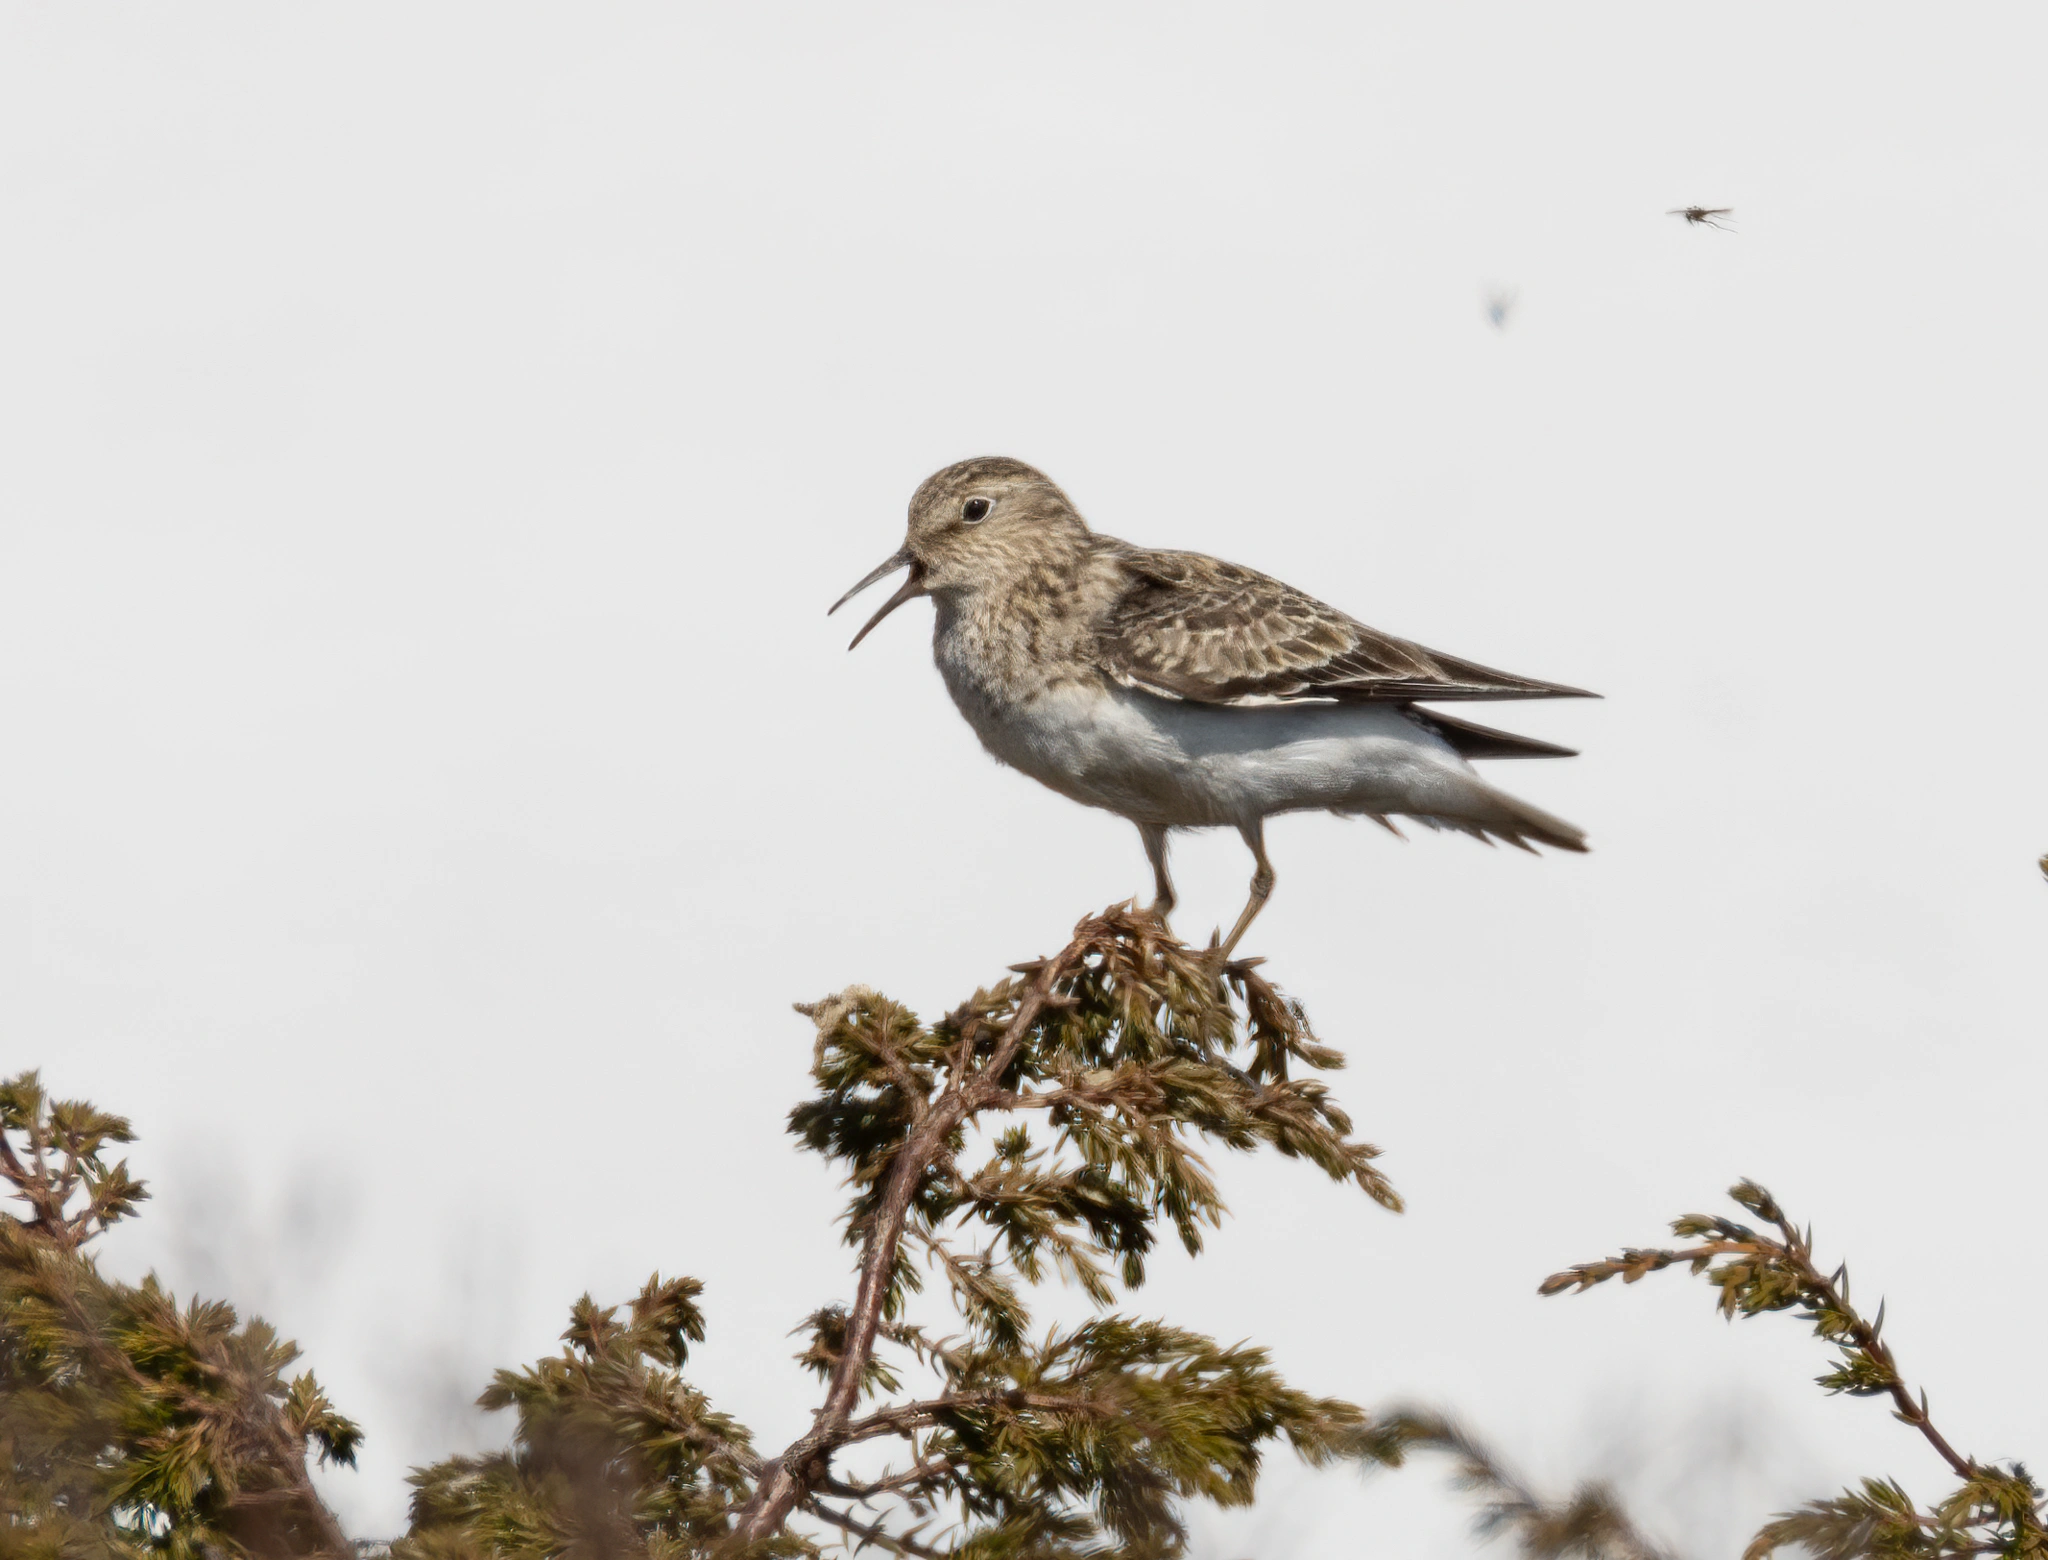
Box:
(393, 1275, 761, 1560)
(0, 1071, 360, 1560)
(1357, 1410, 1674, 1560)
(403, 905, 1401, 1560)
(13, 917, 2041, 1560)
(1543, 1181, 2046, 1559)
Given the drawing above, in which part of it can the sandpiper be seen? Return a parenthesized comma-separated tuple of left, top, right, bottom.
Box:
(832, 457, 1593, 952)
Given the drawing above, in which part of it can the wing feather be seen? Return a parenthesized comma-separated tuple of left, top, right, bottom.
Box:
(1096, 546, 1594, 705)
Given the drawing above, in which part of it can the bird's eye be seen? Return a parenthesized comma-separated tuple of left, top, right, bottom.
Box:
(962, 497, 992, 524)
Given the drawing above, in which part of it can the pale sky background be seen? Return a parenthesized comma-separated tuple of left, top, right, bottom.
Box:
(4, 4, 2046, 1553)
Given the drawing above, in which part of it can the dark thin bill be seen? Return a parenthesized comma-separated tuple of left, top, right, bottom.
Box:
(829, 548, 911, 617)
(846, 568, 926, 649)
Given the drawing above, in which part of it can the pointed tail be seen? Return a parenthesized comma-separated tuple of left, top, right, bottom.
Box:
(1471, 781, 1588, 853)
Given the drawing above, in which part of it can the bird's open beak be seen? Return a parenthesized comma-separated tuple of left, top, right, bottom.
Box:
(829, 547, 926, 650)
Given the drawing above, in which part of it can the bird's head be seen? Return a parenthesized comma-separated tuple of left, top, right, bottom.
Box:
(830, 457, 1090, 648)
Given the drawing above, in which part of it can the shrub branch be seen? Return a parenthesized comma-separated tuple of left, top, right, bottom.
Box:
(1542, 1180, 2044, 1559)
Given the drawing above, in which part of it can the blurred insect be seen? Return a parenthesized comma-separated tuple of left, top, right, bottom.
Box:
(1484, 287, 1517, 331)
(2038, 852, 2047, 883)
(1669, 206, 1734, 230)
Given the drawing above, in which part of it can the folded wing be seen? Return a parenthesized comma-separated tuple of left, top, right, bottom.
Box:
(1097, 547, 1594, 705)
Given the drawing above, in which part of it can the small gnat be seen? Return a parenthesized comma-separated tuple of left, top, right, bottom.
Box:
(1668, 205, 1734, 229)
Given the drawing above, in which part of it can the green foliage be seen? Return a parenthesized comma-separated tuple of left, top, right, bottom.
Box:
(1358, 1410, 1672, 1560)
(1543, 1181, 2046, 1560)
(0, 1071, 149, 1246)
(22, 912, 2040, 1560)
(832, 1314, 1373, 1560)
(404, 906, 1400, 1560)
(0, 1070, 359, 1560)
(396, 1277, 764, 1560)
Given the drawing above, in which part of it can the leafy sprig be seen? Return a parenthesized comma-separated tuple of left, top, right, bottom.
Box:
(1542, 1181, 2045, 1560)
(0, 1070, 149, 1250)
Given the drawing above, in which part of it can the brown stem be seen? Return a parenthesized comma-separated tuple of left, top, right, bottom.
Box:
(1775, 1230, 1976, 1485)
(820, 1458, 951, 1502)
(841, 1390, 1103, 1447)
(0, 1127, 75, 1245)
(801, 1498, 952, 1560)
(0, 1128, 29, 1190)
(1586, 1232, 1983, 1488)
(724, 939, 1086, 1549)
(869, 1047, 932, 1127)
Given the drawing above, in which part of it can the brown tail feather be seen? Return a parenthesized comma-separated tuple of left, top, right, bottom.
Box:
(1474, 782, 1588, 852)
(1417, 709, 1579, 761)
(1343, 788, 1589, 853)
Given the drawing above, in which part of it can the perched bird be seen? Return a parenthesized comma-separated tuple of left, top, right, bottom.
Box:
(1668, 206, 1734, 229)
(832, 459, 1593, 952)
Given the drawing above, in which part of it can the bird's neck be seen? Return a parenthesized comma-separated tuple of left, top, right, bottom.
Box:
(931, 537, 1125, 707)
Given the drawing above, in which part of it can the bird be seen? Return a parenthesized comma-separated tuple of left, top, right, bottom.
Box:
(831, 458, 1594, 954)
(1668, 206, 1734, 230)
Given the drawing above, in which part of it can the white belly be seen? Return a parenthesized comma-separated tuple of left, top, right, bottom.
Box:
(943, 671, 1480, 829)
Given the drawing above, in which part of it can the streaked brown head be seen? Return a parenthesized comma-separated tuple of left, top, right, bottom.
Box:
(830, 457, 1091, 648)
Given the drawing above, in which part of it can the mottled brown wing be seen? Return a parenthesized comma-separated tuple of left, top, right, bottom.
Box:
(1097, 547, 1593, 704)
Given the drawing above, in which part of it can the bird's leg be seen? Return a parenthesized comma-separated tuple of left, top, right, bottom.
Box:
(1137, 822, 1176, 920)
(1219, 819, 1276, 957)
